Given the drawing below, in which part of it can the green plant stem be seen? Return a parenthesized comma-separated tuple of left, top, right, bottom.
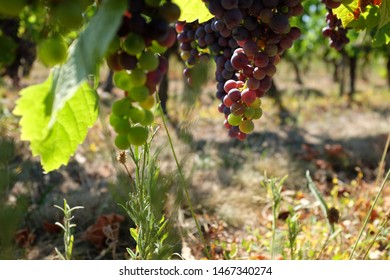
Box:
(271, 202, 277, 259)
(158, 106, 211, 259)
(349, 168, 390, 259)
(373, 133, 390, 190)
(362, 215, 389, 260)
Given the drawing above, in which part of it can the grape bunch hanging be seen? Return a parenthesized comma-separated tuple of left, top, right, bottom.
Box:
(321, 0, 349, 51)
(177, 0, 303, 140)
(106, 0, 180, 149)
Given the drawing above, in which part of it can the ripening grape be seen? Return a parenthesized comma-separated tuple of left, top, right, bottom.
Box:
(109, 114, 121, 127)
(113, 118, 131, 134)
(52, 2, 84, 31)
(128, 86, 149, 102)
(37, 36, 67, 67)
(252, 108, 263, 119)
(230, 102, 245, 116)
(227, 113, 242, 126)
(243, 107, 255, 119)
(159, 2, 181, 23)
(128, 107, 146, 124)
(115, 134, 130, 150)
(112, 98, 131, 117)
(127, 126, 149, 146)
(241, 88, 256, 105)
(140, 109, 154, 126)
(122, 33, 145, 55)
(128, 68, 147, 87)
(139, 51, 159, 71)
(119, 52, 138, 70)
(250, 98, 262, 108)
(113, 70, 133, 91)
(239, 119, 254, 134)
(139, 95, 155, 110)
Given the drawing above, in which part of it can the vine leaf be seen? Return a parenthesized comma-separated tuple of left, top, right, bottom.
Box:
(378, 0, 390, 28)
(14, 77, 99, 172)
(48, 0, 127, 127)
(333, 0, 360, 28)
(373, 22, 390, 46)
(334, 0, 384, 28)
(13, 0, 128, 172)
(173, 0, 213, 23)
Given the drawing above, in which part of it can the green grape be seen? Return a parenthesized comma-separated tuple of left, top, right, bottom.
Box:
(113, 118, 131, 134)
(244, 107, 255, 119)
(0, 0, 26, 17)
(139, 95, 155, 110)
(109, 114, 122, 127)
(128, 107, 145, 124)
(128, 86, 149, 102)
(227, 114, 242, 126)
(53, 2, 84, 30)
(37, 36, 67, 67)
(122, 33, 145, 56)
(139, 51, 159, 71)
(112, 98, 131, 117)
(159, 2, 181, 23)
(115, 134, 130, 150)
(250, 98, 262, 108)
(127, 126, 149, 146)
(128, 68, 147, 87)
(113, 70, 133, 91)
(252, 108, 263, 119)
(239, 120, 254, 134)
(140, 110, 154, 126)
(149, 41, 167, 54)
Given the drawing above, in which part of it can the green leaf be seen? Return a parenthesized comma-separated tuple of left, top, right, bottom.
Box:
(14, 76, 99, 172)
(49, 0, 127, 127)
(130, 228, 139, 242)
(373, 22, 390, 46)
(333, 0, 359, 28)
(13, 0, 127, 172)
(173, 0, 213, 23)
(379, 0, 390, 28)
(348, 5, 380, 29)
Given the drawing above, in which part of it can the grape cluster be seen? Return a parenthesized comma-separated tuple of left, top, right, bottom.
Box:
(176, 20, 212, 85)
(322, 7, 349, 51)
(177, 0, 303, 140)
(106, 0, 179, 150)
(322, 0, 342, 9)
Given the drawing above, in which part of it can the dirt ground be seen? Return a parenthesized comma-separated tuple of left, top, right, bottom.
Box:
(1, 57, 389, 260)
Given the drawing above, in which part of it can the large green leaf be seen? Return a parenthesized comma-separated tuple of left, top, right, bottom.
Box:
(13, 0, 127, 172)
(14, 77, 99, 172)
(173, 0, 213, 23)
(49, 0, 127, 127)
